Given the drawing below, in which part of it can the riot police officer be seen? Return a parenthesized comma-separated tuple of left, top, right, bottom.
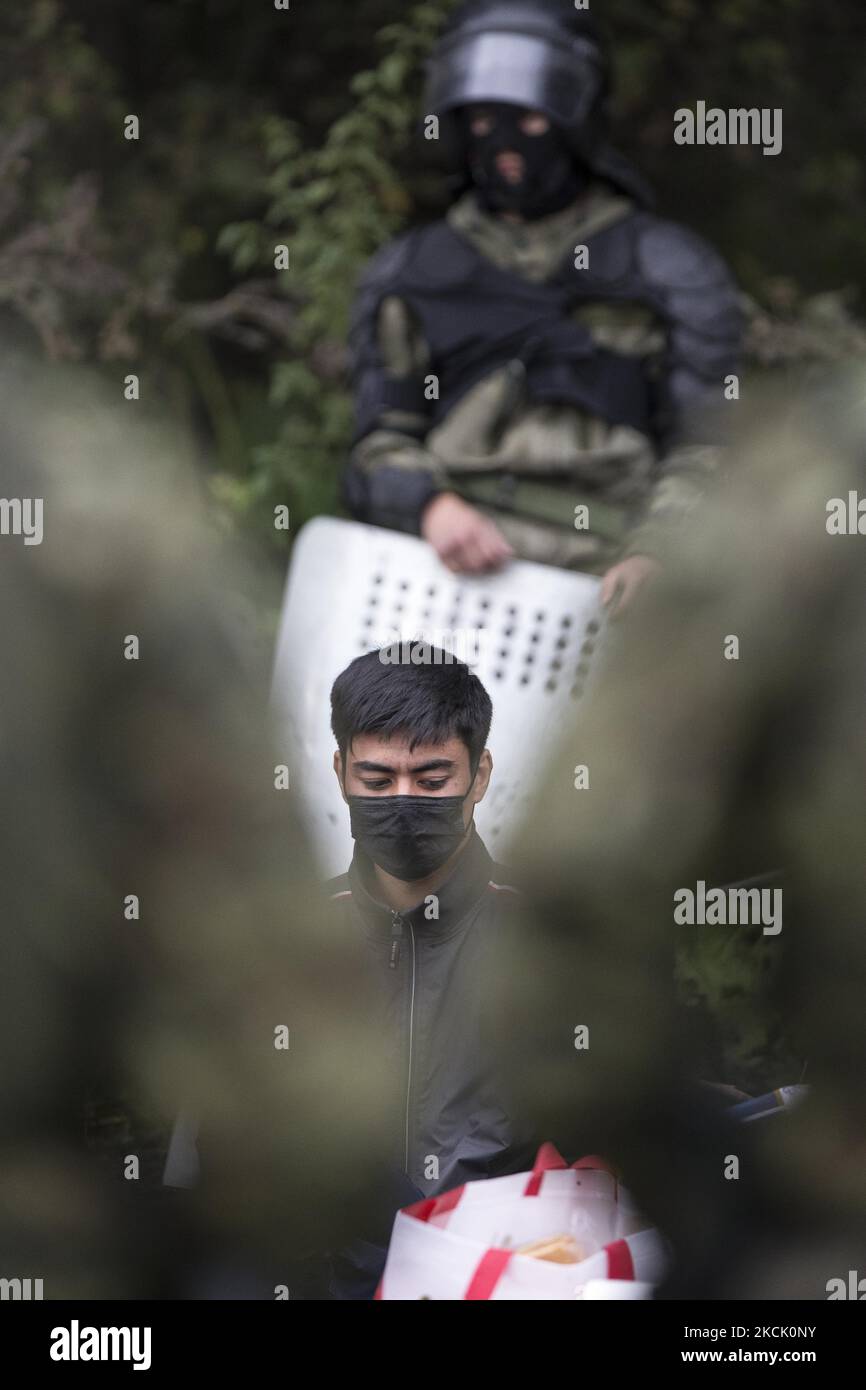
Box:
(346, 1, 742, 615)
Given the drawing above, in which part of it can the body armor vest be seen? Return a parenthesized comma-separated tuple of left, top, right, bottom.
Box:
(372, 213, 658, 438)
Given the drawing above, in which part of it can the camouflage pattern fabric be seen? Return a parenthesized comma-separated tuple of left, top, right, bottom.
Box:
(0, 359, 392, 1298)
(490, 365, 866, 1297)
(348, 183, 741, 572)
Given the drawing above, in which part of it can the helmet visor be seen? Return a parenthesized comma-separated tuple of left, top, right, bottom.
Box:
(426, 31, 597, 129)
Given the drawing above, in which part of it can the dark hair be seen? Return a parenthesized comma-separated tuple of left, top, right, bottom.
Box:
(330, 647, 492, 770)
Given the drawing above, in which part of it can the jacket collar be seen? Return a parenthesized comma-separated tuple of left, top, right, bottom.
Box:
(447, 182, 634, 284)
(347, 825, 494, 941)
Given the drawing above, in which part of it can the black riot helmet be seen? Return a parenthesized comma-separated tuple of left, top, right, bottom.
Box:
(423, 0, 652, 208)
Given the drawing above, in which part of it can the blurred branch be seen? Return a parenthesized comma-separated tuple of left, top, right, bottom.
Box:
(169, 281, 299, 353)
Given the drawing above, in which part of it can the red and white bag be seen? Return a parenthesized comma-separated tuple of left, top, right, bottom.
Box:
(377, 1144, 667, 1300)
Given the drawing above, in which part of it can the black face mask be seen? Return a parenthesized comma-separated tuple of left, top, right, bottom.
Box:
(461, 103, 587, 222)
(347, 774, 477, 883)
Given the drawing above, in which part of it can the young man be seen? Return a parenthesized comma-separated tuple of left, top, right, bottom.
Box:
(328, 646, 535, 1205)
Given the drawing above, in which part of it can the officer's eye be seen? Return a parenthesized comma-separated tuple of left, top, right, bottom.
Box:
(469, 112, 495, 137)
(519, 111, 550, 136)
(418, 779, 449, 791)
(361, 780, 390, 791)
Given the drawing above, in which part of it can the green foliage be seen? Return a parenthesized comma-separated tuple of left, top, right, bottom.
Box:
(216, 0, 458, 544)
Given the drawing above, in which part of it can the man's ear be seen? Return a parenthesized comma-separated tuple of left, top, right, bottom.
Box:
(470, 749, 492, 806)
(334, 749, 348, 804)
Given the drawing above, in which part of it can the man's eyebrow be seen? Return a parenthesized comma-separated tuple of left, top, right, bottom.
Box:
(350, 758, 456, 774)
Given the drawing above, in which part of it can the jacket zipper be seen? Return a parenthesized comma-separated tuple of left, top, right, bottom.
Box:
(390, 912, 417, 1175)
(389, 913, 403, 969)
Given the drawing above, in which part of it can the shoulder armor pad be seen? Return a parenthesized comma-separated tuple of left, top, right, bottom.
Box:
(350, 222, 465, 337)
(355, 228, 419, 300)
(349, 229, 419, 353)
(637, 218, 732, 292)
(355, 220, 469, 294)
(584, 213, 639, 283)
(404, 221, 479, 289)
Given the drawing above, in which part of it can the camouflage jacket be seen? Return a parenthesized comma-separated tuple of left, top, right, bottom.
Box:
(346, 184, 742, 572)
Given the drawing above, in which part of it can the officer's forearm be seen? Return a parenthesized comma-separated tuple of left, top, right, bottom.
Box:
(344, 430, 448, 535)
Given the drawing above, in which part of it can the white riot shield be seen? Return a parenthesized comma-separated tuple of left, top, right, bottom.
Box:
(271, 518, 605, 877)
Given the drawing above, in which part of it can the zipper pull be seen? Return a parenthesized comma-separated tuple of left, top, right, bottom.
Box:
(389, 913, 404, 969)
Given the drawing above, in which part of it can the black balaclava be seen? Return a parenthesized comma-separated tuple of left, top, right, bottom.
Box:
(460, 102, 588, 221)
